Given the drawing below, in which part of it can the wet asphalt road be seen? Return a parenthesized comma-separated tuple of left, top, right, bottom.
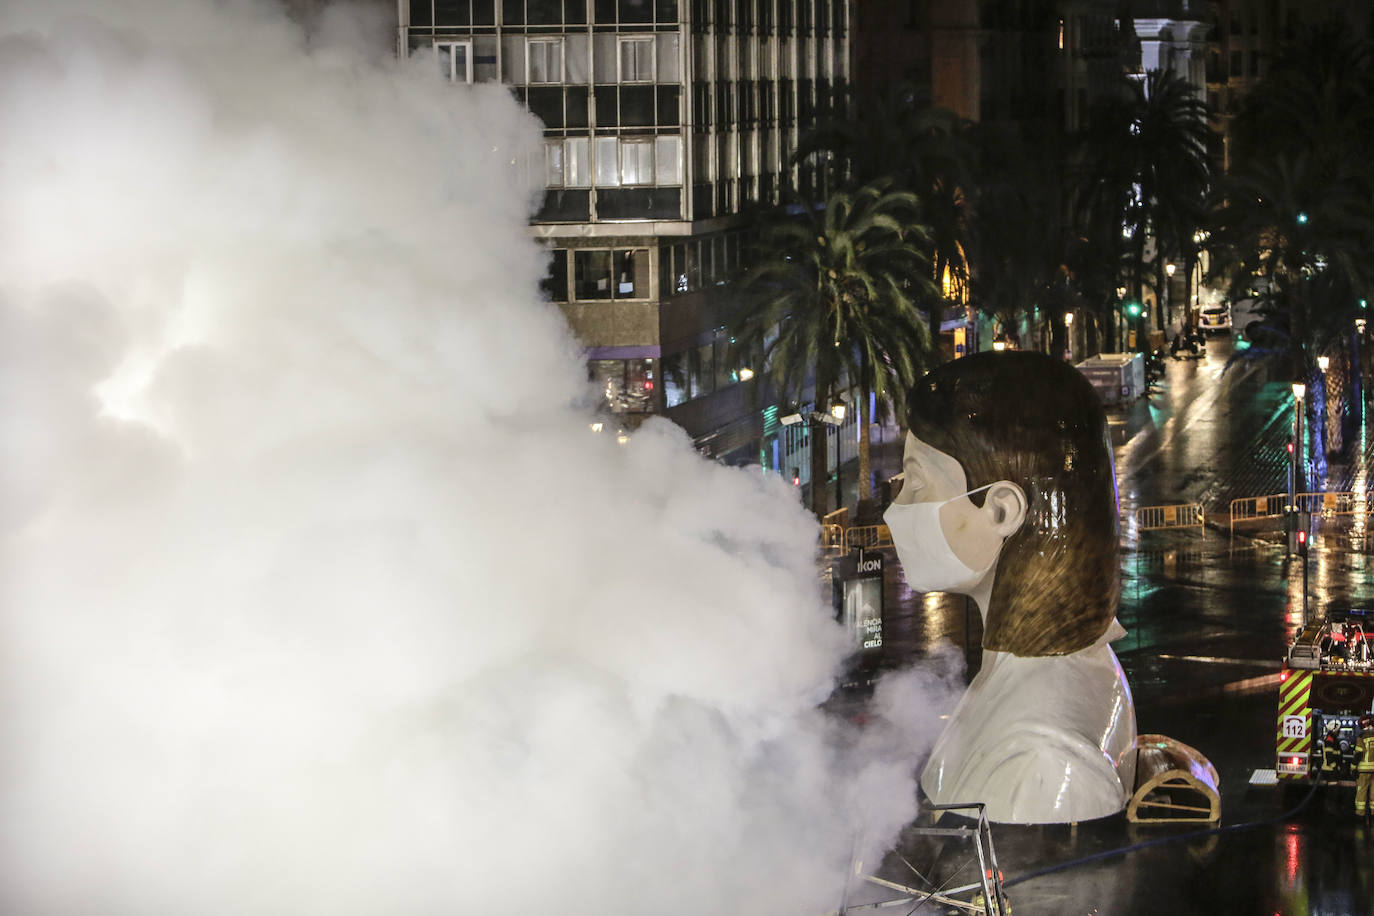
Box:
(848, 337, 1374, 915)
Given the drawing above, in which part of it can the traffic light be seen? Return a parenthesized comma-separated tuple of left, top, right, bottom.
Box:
(1125, 301, 1142, 318)
(1297, 528, 1308, 555)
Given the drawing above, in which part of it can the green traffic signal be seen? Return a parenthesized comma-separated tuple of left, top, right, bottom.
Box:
(1126, 301, 1142, 318)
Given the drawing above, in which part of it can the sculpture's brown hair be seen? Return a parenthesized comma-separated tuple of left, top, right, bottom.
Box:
(906, 351, 1119, 655)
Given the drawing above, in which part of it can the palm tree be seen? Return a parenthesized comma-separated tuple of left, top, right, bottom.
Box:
(1078, 70, 1212, 337)
(737, 181, 936, 518)
(795, 83, 974, 342)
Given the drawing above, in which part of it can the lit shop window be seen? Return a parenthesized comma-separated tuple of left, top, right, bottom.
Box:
(589, 358, 655, 413)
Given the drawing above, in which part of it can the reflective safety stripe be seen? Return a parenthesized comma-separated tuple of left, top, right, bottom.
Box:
(1277, 671, 1315, 759)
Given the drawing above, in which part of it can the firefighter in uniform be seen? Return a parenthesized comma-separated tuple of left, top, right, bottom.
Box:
(1355, 716, 1374, 826)
(1322, 720, 1343, 778)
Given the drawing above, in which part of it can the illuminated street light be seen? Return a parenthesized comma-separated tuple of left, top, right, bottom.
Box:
(829, 396, 847, 421)
(1165, 263, 1176, 277)
(1063, 311, 1074, 326)
(1317, 355, 1330, 372)
(1358, 318, 1367, 333)
(1293, 382, 1306, 400)
(738, 367, 755, 381)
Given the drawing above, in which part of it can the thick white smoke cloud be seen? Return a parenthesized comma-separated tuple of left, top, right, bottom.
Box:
(0, 2, 955, 912)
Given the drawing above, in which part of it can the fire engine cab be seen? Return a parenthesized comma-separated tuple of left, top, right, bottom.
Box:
(1277, 608, 1374, 784)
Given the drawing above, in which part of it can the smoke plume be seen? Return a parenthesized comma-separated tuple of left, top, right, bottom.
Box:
(0, 2, 952, 912)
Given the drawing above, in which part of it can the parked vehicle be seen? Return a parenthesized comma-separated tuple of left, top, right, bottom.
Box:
(1199, 304, 1232, 334)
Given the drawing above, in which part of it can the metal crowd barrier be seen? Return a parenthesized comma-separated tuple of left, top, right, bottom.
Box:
(820, 524, 845, 552)
(1229, 493, 1288, 533)
(1294, 490, 1371, 517)
(1229, 491, 1371, 534)
(843, 524, 892, 551)
(1135, 502, 1205, 533)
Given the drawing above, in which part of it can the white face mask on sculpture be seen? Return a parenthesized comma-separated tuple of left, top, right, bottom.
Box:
(883, 483, 996, 593)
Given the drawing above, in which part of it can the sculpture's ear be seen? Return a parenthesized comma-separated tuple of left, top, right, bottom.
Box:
(981, 480, 1027, 538)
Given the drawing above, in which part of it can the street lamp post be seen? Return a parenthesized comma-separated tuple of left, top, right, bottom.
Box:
(1116, 286, 1127, 352)
(1064, 311, 1074, 362)
(1357, 317, 1368, 413)
(829, 395, 847, 514)
(1165, 262, 1176, 328)
(1288, 380, 1307, 555)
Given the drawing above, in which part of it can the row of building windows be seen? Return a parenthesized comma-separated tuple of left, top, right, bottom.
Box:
(410, 0, 847, 35)
(587, 341, 759, 414)
(429, 34, 840, 94)
(516, 84, 681, 129)
(662, 329, 760, 407)
(432, 33, 680, 85)
(688, 0, 847, 38)
(540, 232, 753, 303)
(411, 0, 677, 27)
(544, 135, 682, 189)
(542, 247, 650, 301)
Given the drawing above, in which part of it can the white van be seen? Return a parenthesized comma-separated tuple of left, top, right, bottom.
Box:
(1199, 303, 1231, 334)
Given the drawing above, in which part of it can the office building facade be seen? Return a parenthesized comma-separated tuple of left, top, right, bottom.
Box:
(397, 0, 851, 465)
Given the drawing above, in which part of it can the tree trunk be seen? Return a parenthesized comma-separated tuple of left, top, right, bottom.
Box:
(858, 387, 872, 502)
(810, 416, 829, 521)
(810, 372, 832, 521)
(1153, 256, 1166, 334)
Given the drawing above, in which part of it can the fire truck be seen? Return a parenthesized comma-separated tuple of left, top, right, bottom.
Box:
(1277, 608, 1374, 785)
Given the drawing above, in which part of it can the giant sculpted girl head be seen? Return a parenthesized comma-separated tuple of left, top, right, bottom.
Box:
(900, 351, 1120, 656)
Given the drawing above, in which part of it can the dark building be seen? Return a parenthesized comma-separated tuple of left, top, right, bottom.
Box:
(853, 0, 1126, 134)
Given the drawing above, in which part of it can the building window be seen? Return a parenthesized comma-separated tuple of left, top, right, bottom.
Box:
(588, 137, 681, 188)
(545, 137, 590, 187)
(1230, 50, 1242, 77)
(436, 41, 473, 83)
(663, 351, 689, 406)
(575, 250, 613, 299)
(573, 249, 650, 299)
(528, 39, 564, 83)
(655, 136, 681, 184)
(619, 37, 654, 82)
(620, 139, 655, 185)
(613, 249, 649, 296)
(540, 249, 569, 301)
(590, 358, 655, 413)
